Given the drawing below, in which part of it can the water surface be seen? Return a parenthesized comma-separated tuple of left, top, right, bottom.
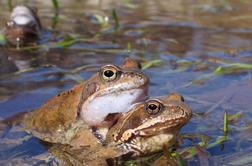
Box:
(1, 0, 252, 165)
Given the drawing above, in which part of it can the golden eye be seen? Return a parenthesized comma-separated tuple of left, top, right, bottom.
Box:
(145, 100, 163, 115)
(101, 65, 118, 82)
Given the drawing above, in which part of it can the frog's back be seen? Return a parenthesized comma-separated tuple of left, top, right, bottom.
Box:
(23, 83, 85, 143)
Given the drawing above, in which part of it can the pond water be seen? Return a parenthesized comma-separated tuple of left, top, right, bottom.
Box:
(1, 0, 252, 165)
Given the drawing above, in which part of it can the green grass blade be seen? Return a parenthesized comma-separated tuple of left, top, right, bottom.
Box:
(214, 63, 252, 75)
(127, 42, 132, 54)
(52, 0, 59, 11)
(8, 0, 13, 11)
(223, 111, 228, 136)
(141, 59, 164, 70)
(112, 9, 119, 32)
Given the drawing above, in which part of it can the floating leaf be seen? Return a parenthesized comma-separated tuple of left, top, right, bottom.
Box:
(122, 0, 138, 9)
(70, 64, 100, 74)
(228, 113, 244, 124)
(65, 74, 84, 83)
(180, 73, 214, 88)
(180, 136, 224, 159)
(54, 35, 89, 48)
(180, 133, 211, 146)
(14, 67, 35, 75)
(214, 63, 252, 75)
(55, 39, 78, 48)
(207, 136, 227, 149)
(141, 59, 164, 70)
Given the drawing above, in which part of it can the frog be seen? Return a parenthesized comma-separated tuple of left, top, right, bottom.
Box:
(105, 92, 192, 157)
(4, 5, 42, 46)
(47, 92, 192, 165)
(20, 57, 149, 147)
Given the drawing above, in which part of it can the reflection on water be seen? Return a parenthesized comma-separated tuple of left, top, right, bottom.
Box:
(1, 0, 252, 165)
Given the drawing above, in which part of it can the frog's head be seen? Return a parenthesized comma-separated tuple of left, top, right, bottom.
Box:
(107, 93, 192, 156)
(80, 58, 149, 126)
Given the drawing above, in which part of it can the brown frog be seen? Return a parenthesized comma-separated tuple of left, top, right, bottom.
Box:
(20, 58, 149, 146)
(48, 93, 192, 165)
(4, 5, 41, 46)
(106, 92, 192, 157)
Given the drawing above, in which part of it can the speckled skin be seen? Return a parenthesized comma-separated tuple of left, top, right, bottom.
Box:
(106, 93, 192, 156)
(49, 93, 192, 165)
(23, 58, 149, 146)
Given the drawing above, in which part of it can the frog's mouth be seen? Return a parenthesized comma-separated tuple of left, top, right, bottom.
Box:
(80, 87, 148, 127)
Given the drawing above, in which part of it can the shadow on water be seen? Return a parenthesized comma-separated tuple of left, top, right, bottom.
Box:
(1, 0, 252, 165)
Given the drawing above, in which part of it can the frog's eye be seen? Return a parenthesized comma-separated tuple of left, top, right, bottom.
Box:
(101, 65, 118, 82)
(145, 100, 163, 115)
(6, 21, 14, 27)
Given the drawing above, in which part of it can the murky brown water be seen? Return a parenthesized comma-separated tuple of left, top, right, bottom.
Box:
(1, 0, 252, 165)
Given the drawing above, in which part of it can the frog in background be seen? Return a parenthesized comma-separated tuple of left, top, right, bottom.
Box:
(4, 5, 42, 46)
